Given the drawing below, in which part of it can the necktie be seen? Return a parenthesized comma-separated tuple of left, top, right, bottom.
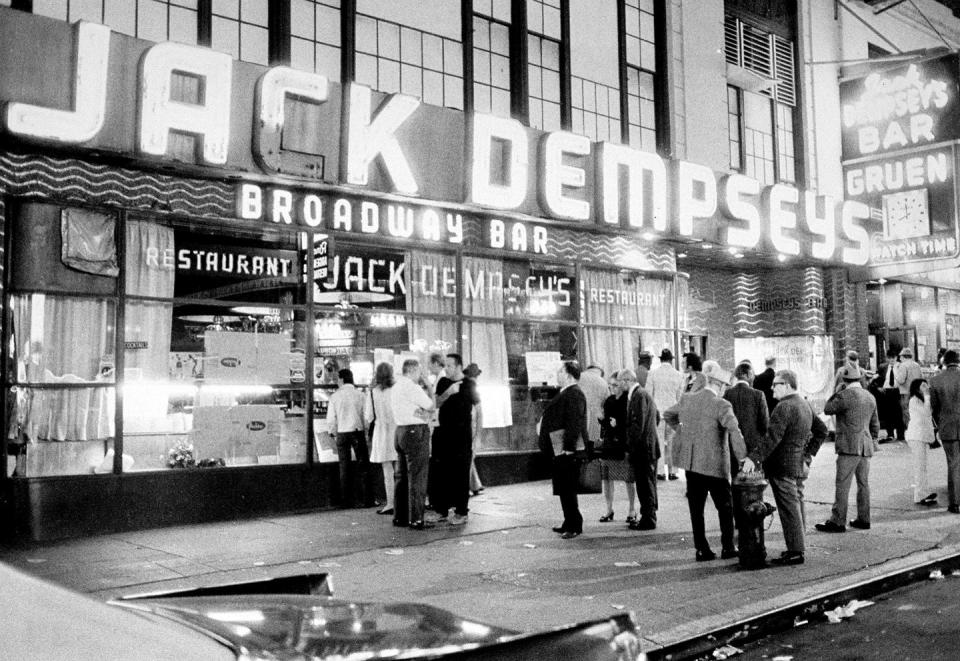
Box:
(887, 365, 895, 388)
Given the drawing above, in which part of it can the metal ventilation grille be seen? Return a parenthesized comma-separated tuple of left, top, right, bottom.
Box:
(724, 15, 796, 107)
(741, 22, 773, 77)
(773, 35, 796, 106)
(724, 14, 741, 66)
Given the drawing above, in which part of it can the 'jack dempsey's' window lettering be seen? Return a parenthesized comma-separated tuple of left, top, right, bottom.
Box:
(323, 255, 571, 306)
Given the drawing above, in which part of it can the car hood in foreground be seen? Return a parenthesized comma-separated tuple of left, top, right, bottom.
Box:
(112, 594, 643, 660)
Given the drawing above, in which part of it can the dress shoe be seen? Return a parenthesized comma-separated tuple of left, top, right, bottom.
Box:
(552, 525, 567, 533)
(625, 515, 637, 524)
(629, 518, 656, 531)
(815, 520, 846, 533)
(848, 519, 871, 530)
(392, 519, 409, 527)
(720, 547, 738, 560)
(559, 531, 581, 539)
(599, 512, 615, 522)
(408, 520, 435, 530)
(377, 507, 394, 515)
(770, 551, 804, 566)
(668, 473, 679, 481)
(695, 549, 717, 562)
(949, 505, 960, 514)
(919, 493, 938, 506)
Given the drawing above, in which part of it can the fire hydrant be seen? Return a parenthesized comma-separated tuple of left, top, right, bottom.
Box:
(732, 472, 777, 570)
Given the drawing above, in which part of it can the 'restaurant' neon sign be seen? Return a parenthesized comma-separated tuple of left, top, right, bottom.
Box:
(2, 20, 872, 265)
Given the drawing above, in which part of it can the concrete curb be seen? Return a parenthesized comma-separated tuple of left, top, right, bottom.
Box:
(642, 543, 960, 659)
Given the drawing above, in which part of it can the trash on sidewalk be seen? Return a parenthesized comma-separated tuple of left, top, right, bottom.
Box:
(929, 569, 945, 580)
(771, 656, 794, 661)
(523, 543, 537, 548)
(384, 549, 404, 555)
(824, 599, 874, 623)
(951, 569, 960, 577)
(253, 561, 265, 566)
(459, 541, 474, 546)
(610, 603, 625, 610)
(792, 617, 808, 627)
(614, 561, 642, 567)
(26, 558, 47, 564)
(711, 644, 742, 659)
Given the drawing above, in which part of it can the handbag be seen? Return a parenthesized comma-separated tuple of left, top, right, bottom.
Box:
(368, 390, 376, 438)
(577, 458, 602, 494)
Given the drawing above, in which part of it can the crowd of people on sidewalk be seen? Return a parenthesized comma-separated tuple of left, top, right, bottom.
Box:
(536, 346, 960, 568)
(327, 343, 960, 567)
(326, 352, 484, 531)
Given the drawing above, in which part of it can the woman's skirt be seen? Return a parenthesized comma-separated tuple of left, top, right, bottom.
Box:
(600, 457, 634, 482)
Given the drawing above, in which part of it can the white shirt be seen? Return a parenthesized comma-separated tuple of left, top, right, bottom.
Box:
(391, 375, 435, 426)
(327, 383, 366, 434)
(648, 363, 683, 412)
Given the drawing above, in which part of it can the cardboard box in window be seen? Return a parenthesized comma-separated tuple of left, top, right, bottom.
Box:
(191, 405, 282, 465)
(203, 331, 295, 384)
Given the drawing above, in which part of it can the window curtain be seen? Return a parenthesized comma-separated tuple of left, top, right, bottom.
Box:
(124, 220, 176, 432)
(406, 251, 457, 355)
(12, 295, 115, 441)
(582, 269, 634, 375)
(463, 256, 511, 428)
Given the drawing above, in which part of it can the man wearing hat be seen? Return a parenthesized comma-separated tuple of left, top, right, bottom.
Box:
(637, 351, 653, 389)
(895, 347, 923, 430)
(815, 363, 880, 533)
(930, 350, 960, 513)
(663, 360, 746, 561)
(647, 348, 684, 480)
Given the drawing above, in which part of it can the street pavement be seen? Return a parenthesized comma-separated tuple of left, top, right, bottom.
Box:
(3, 439, 960, 655)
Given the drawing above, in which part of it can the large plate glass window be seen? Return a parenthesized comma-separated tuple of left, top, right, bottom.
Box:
(123, 218, 308, 470)
(7, 203, 118, 476)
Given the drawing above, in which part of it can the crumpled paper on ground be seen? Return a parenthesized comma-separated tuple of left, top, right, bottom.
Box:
(824, 599, 875, 623)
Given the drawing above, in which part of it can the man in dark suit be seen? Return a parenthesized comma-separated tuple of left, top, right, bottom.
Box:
(815, 364, 880, 533)
(753, 356, 777, 414)
(743, 370, 827, 566)
(873, 348, 905, 441)
(619, 368, 661, 530)
(724, 362, 769, 455)
(930, 349, 960, 514)
(538, 360, 590, 539)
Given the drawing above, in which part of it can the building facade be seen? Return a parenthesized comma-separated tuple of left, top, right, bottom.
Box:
(2, 0, 957, 540)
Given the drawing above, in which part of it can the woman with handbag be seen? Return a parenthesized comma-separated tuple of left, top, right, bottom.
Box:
(906, 378, 939, 506)
(598, 371, 637, 524)
(365, 362, 399, 515)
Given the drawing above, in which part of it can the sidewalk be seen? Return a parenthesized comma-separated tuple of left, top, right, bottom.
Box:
(3, 439, 959, 653)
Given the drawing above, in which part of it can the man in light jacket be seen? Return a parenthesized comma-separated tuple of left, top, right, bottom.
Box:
(895, 347, 923, 428)
(815, 364, 880, 533)
(663, 360, 746, 561)
(648, 348, 684, 480)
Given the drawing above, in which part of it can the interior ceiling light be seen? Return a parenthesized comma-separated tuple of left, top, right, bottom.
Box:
(702, 242, 713, 249)
(677, 252, 688, 258)
(777, 254, 788, 262)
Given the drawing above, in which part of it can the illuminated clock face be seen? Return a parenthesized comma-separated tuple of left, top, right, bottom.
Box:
(882, 189, 930, 240)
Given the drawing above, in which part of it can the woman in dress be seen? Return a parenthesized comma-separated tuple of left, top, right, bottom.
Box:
(598, 371, 637, 523)
(365, 362, 398, 515)
(905, 378, 938, 506)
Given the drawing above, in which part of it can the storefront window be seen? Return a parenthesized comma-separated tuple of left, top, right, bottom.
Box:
(580, 267, 673, 374)
(8, 294, 117, 476)
(118, 218, 309, 470)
